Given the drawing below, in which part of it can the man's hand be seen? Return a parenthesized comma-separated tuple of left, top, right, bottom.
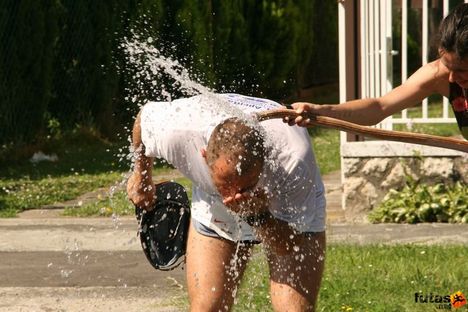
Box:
(223, 189, 269, 218)
(127, 173, 156, 211)
(283, 102, 321, 127)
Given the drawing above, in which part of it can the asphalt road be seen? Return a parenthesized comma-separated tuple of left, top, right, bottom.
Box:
(0, 217, 187, 312)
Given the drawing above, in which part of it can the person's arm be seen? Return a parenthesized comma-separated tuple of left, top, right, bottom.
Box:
(289, 59, 449, 126)
(127, 111, 156, 210)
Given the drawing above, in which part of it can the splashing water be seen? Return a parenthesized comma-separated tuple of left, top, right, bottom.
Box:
(123, 37, 211, 96)
(122, 37, 256, 126)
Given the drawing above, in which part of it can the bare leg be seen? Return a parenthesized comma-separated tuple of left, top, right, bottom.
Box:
(268, 231, 326, 312)
(186, 222, 253, 312)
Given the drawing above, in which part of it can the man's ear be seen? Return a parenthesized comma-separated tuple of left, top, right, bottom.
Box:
(200, 148, 207, 158)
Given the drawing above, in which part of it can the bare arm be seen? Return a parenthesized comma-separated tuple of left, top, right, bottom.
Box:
(290, 59, 449, 126)
(127, 111, 156, 210)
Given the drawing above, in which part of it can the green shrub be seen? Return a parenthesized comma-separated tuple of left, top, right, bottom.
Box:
(369, 180, 468, 224)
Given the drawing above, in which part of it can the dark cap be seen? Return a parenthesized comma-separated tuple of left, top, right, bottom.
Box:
(135, 181, 190, 271)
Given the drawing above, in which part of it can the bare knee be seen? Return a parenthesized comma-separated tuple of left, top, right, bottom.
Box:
(189, 293, 233, 312)
(270, 282, 317, 311)
(268, 232, 326, 312)
(188, 266, 244, 312)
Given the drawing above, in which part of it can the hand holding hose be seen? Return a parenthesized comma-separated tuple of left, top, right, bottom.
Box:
(283, 102, 322, 127)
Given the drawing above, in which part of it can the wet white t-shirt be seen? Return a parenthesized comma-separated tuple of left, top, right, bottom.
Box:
(140, 93, 326, 241)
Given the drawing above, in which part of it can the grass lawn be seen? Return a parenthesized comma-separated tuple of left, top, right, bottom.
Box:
(62, 176, 193, 217)
(0, 129, 129, 217)
(393, 122, 460, 137)
(391, 99, 460, 137)
(310, 128, 340, 175)
(234, 244, 468, 312)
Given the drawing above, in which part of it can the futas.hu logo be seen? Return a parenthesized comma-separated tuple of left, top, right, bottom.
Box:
(451, 291, 467, 309)
(415, 291, 466, 310)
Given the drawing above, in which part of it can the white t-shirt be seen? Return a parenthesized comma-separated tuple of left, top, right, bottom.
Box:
(140, 93, 326, 241)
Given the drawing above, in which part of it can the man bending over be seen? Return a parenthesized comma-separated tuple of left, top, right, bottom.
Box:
(127, 93, 326, 311)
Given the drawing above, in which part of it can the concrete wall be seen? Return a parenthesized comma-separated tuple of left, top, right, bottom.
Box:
(340, 141, 468, 222)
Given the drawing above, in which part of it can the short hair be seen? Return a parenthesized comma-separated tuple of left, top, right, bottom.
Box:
(438, 3, 468, 59)
(206, 118, 265, 175)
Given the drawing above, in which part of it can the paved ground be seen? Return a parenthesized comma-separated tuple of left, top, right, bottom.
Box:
(0, 217, 187, 312)
(1, 171, 467, 311)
